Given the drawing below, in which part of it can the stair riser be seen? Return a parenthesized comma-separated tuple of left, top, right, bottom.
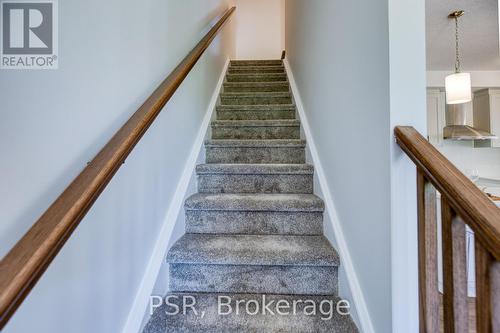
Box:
(226, 75, 287, 83)
(212, 126, 300, 139)
(220, 96, 292, 105)
(217, 109, 296, 120)
(198, 173, 312, 193)
(186, 210, 323, 235)
(170, 264, 337, 295)
(224, 84, 289, 93)
(228, 67, 285, 74)
(206, 146, 305, 164)
(231, 60, 282, 66)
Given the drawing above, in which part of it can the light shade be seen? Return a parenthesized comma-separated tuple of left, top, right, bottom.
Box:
(445, 72, 472, 104)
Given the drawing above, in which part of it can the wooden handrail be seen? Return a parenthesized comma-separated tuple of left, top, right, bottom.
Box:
(395, 126, 500, 332)
(395, 126, 500, 260)
(0, 6, 235, 328)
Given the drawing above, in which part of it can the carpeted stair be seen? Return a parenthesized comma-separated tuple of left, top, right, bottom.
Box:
(143, 60, 358, 332)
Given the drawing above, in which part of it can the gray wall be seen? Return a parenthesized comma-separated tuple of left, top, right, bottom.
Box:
(286, 1, 391, 332)
(286, 0, 427, 331)
(0, 0, 235, 332)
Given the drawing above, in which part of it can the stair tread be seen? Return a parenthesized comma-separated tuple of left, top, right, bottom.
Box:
(144, 292, 358, 333)
(224, 81, 289, 87)
(205, 139, 305, 147)
(227, 72, 286, 77)
(229, 65, 284, 69)
(167, 234, 338, 266)
(231, 59, 282, 65)
(196, 163, 313, 175)
(228, 67, 285, 73)
(217, 104, 295, 111)
(220, 92, 291, 97)
(212, 120, 299, 127)
(185, 193, 323, 211)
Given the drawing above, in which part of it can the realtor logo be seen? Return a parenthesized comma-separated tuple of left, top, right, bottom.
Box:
(1, 0, 58, 69)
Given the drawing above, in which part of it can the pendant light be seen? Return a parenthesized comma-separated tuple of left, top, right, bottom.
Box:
(445, 10, 472, 105)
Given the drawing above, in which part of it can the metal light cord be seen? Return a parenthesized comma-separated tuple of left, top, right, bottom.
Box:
(454, 16, 461, 73)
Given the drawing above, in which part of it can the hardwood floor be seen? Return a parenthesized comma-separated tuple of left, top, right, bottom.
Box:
(439, 295, 476, 333)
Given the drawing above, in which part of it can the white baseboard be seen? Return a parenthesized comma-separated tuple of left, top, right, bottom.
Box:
(283, 59, 375, 333)
(121, 58, 229, 333)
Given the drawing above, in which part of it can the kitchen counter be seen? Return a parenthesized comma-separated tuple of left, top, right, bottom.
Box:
(476, 177, 500, 207)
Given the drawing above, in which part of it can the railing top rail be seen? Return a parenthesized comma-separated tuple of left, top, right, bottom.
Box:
(0, 6, 235, 328)
(395, 126, 500, 260)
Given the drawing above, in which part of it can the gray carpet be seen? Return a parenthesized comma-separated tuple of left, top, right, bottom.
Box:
(143, 59, 358, 333)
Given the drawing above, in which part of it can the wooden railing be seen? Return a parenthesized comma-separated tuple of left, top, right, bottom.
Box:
(0, 7, 235, 328)
(395, 126, 500, 333)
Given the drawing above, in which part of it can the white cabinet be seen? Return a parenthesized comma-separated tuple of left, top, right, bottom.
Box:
(473, 88, 500, 148)
(426, 89, 446, 145)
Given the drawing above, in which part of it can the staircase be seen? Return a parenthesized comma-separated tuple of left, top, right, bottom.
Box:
(143, 60, 358, 332)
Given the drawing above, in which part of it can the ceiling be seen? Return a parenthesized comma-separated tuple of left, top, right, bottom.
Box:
(426, 0, 500, 70)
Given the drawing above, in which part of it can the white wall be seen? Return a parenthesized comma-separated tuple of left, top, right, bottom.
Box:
(285, 0, 426, 332)
(438, 143, 500, 179)
(0, 1, 235, 332)
(234, 0, 285, 59)
(285, 1, 391, 332)
(388, 0, 427, 331)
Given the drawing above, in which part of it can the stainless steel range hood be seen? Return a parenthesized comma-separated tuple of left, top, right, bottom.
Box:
(443, 125, 497, 140)
(443, 104, 497, 140)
